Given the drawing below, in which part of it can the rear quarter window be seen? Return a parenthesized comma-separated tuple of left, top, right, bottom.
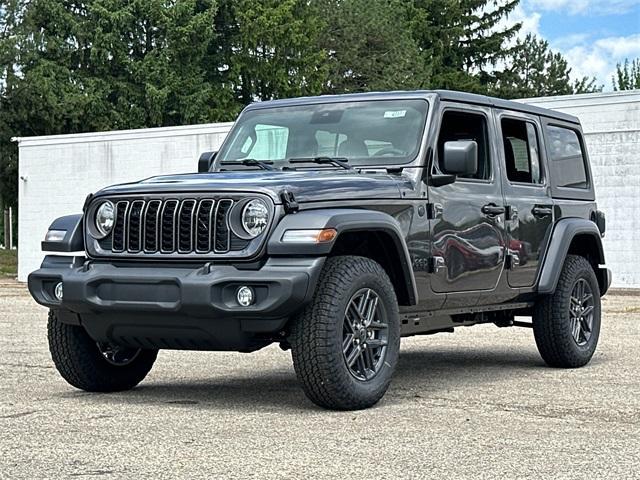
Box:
(545, 125, 588, 189)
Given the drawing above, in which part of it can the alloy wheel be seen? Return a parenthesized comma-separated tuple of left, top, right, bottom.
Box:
(570, 278, 595, 346)
(342, 288, 389, 381)
(97, 342, 142, 366)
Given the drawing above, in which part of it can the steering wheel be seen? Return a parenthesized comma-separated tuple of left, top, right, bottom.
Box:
(375, 147, 406, 157)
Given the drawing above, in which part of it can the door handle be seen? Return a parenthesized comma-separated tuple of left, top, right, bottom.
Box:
(481, 204, 506, 216)
(532, 206, 553, 218)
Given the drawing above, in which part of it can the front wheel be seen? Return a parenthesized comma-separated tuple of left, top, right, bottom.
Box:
(289, 256, 401, 410)
(533, 255, 601, 368)
(47, 311, 158, 392)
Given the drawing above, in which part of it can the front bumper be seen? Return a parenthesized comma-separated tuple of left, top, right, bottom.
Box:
(28, 255, 324, 351)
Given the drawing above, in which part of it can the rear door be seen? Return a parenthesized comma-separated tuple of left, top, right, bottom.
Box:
(429, 103, 507, 296)
(496, 111, 554, 288)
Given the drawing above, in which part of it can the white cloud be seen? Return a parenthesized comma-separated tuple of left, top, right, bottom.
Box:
(551, 33, 590, 50)
(480, 3, 541, 72)
(528, 0, 640, 15)
(593, 34, 640, 58)
(480, 1, 639, 89)
(486, 2, 541, 45)
(552, 33, 640, 88)
(509, 4, 542, 39)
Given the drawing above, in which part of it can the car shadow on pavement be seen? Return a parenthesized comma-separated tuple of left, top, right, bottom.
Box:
(394, 346, 545, 386)
(59, 346, 549, 412)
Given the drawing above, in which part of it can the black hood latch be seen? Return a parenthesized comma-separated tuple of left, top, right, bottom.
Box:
(280, 190, 299, 214)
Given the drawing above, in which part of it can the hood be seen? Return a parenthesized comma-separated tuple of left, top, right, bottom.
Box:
(96, 170, 415, 203)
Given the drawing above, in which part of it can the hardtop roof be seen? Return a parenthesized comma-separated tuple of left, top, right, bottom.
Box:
(244, 89, 580, 125)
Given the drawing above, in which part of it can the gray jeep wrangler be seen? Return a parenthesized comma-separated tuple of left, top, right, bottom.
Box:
(29, 91, 610, 410)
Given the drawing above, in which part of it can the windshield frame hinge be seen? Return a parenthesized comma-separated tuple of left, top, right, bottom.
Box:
(280, 190, 299, 214)
(82, 193, 94, 213)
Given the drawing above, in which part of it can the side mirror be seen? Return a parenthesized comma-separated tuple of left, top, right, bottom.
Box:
(442, 140, 478, 176)
(198, 151, 217, 173)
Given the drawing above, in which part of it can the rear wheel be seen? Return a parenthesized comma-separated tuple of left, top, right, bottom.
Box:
(533, 255, 601, 368)
(47, 310, 158, 392)
(289, 256, 400, 410)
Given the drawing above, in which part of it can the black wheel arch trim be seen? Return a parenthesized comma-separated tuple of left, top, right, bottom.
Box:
(538, 217, 610, 295)
(42, 214, 85, 252)
(268, 208, 418, 305)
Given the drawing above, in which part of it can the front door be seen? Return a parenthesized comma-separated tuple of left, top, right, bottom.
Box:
(496, 111, 554, 288)
(429, 104, 507, 294)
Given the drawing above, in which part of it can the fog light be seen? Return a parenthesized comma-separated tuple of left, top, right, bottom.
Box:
(54, 282, 63, 301)
(236, 286, 255, 307)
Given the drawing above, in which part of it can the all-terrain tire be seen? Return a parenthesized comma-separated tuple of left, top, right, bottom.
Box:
(47, 310, 158, 392)
(289, 256, 401, 410)
(533, 254, 601, 368)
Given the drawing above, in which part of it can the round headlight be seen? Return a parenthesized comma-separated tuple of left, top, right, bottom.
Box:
(241, 199, 269, 238)
(95, 201, 115, 238)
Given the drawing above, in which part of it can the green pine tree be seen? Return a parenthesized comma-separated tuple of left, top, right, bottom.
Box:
(612, 58, 640, 91)
(319, 0, 427, 93)
(410, 0, 521, 92)
(0, 0, 228, 213)
(0, 0, 23, 211)
(494, 34, 601, 99)
(215, 0, 329, 105)
(0, 0, 614, 218)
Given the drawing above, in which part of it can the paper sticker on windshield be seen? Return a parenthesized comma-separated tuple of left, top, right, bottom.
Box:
(384, 110, 407, 119)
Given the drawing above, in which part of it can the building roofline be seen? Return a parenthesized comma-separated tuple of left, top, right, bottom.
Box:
(519, 89, 640, 104)
(17, 89, 630, 148)
(12, 122, 234, 147)
(518, 89, 640, 112)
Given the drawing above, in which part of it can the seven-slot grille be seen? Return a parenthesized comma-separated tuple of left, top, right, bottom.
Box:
(107, 197, 241, 255)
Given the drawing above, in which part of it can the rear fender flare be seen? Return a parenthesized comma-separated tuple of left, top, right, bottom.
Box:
(538, 217, 608, 295)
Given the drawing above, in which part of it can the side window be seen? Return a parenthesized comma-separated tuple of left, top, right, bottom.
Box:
(545, 125, 588, 189)
(437, 110, 491, 180)
(500, 118, 542, 184)
(242, 124, 289, 160)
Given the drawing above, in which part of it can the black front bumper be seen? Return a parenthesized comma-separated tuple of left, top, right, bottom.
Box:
(28, 255, 325, 351)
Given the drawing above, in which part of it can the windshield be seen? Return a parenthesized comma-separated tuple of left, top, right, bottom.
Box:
(215, 99, 429, 169)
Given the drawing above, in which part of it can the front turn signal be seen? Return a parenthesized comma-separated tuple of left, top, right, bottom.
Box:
(44, 230, 67, 242)
(281, 228, 337, 244)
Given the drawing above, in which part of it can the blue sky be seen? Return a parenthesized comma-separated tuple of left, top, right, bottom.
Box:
(505, 0, 640, 89)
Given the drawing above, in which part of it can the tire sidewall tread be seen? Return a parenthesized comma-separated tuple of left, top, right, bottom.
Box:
(533, 255, 601, 368)
(290, 255, 400, 410)
(48, 310, 158, 392)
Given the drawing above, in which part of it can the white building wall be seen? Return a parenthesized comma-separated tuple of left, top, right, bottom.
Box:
(16, 123, 233, 281)
(15, 91, 640, 288)
(521, 91, 640, 288)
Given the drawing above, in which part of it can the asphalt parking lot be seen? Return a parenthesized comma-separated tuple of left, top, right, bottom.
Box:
(1, 278, 639, 479)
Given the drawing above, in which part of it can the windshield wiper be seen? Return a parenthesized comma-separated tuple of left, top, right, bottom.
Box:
(288, 156, 352, 170)
(220, 159, 275, 171)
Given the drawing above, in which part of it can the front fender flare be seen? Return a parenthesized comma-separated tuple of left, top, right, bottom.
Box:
(42, 214, 84, 252)
(268, 208, 418, 305)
